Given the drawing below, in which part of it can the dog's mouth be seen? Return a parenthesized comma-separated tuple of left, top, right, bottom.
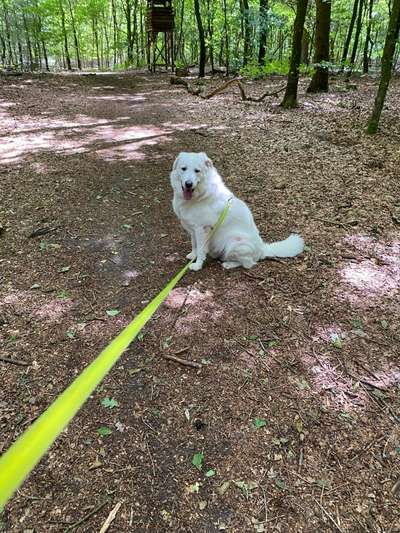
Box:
(182, 185, 194, 201)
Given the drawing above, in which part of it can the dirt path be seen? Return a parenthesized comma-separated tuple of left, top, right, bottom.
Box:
(0, 72, 399, 532)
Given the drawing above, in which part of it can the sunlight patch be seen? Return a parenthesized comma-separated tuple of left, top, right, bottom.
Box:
(164, 287, 223, 334)
(338, 235, 400, 304)
(33, 298, 74, 321)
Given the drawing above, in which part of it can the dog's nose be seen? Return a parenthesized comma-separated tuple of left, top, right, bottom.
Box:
(185, 180, 193, 189)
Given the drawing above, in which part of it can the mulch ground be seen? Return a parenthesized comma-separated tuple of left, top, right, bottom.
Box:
(0, 70, 399, 533)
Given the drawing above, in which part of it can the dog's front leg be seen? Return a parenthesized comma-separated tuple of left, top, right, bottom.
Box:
(189, 227, 209, 271)
(186, 231, 197, 260)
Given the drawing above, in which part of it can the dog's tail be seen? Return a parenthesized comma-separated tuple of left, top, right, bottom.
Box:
(262, 234, 304, 258)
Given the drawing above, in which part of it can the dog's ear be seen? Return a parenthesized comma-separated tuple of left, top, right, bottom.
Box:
(172, 152, 184, 171)
(200, 152, 213, 169)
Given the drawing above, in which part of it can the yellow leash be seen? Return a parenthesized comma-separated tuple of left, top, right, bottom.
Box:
(0, 198, 231, 511)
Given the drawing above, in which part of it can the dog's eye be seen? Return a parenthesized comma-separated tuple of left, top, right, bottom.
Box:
(194, 169, 200, 173)
(181, 167, 187, 171)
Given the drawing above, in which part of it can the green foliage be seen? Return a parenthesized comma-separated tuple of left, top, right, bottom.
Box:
(240, 60, 313, 79)
(0, 0, 393, 80)
(192, 452, 204, 471)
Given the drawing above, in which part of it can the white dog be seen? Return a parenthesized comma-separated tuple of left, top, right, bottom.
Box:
(170, 152, 304, 271)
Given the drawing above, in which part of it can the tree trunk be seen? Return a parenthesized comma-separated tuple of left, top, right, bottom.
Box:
(59, 0, 72, 70)
(111, 0, 118, 67)
(92, 17, 101, 69)
(341, 0, 359, 67)
(124, 0, 134, 65)
(301, 27, 310, 64)
(17, 40, 23, 68)
(367, 0, 400, 133)
(1, 0, 14, 66)
(0, 33, 6, 65)
(67, 0, 82, 69)
(241, 0, 252, 65)
(22, 13, 34, 70)
(281, 0, 309, 108)
(42, 40, 49, 71)
(349, 0, 365, 67)
(258, 0, 268, 65)
(175, 0, 185, 63)
(194, 0, 206, 77)
(307, 0, 331, 93)
(363, 0, 374, 73)
(206, 0, 214, 71)
(223, 0, 229, 74)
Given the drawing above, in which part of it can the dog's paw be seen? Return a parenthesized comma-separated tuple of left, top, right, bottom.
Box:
(189, 262, 203, 271)
(186, 251, 196, 260)
(222, 261, 240, 269)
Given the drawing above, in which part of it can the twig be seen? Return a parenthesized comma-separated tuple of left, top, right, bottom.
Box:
(170, 76, 202, 96)
(173, 346, 190, 355)
(246, 85, 286, 102)
(99, 501, 122, 533)
(28, 226, 59, 238)
(204, 77, 243, 99)
(311, 217, 348, 228)
(349, 436, 386, 462)
(0, 356, 29, 366)
(243, 271, 266, 282)
(64, 500, 109, 533)
(144, 437, 157, 478)
(313, 498, 345, 533)
(161, 353, 202, 368)
(173, 75, 285, 103)
(170, 287, 191, 331)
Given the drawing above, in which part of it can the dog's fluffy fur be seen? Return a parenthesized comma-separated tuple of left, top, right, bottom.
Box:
(170, 152, 304, 271)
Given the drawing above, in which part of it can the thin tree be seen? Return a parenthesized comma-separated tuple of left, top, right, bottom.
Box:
(363, 0, 374, 73)
(349, 0, 365, 68)
(194, 0, 205, 77)
(258, 0, 268, 65)
(307, 0, 331, 93)
(222, 0, 229, 74)
(367, 0, 400, 133)
(59, 0, 72, 70)
(281, 0, 309, 109)
(341, 0, 359, 67)
(66, 0, 81, 69)
(241, 0, 252, 65)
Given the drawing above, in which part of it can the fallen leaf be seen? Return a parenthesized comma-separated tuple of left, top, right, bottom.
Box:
(217, 481, 231, 496)
(186, 482, 201, 493)
(253, 417, 267, 428)
(97, 426, 112, 436)
(192, 452, 204, 471)
(106, 309, 120, 317)
(101, 397, 119, 409)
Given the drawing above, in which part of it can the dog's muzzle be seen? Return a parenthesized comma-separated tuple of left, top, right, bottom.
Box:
(182, 181, 194, 200)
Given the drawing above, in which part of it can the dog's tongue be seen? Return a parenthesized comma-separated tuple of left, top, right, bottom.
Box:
(183, 188, 193, 201)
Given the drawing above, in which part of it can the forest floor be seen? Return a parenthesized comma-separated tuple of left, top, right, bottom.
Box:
(0, 70, 399, 533)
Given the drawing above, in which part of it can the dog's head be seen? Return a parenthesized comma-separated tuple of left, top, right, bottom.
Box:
(170, 152, 213, 201)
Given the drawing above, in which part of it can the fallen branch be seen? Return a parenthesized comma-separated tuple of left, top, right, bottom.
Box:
(161, 353, 202, 369)
(170, 76, 202, 96)
(245, 85, 286, 102)
(0, 356, 29, 366)
(313, 498, 345, 533)
(204, 78, 245, 99)
(171, 75, 285, 102)
(64, 500, 109, 533)
(99, 502, 122, 533)
(28, 226, 59, 238)
(173, 346, 190, 355)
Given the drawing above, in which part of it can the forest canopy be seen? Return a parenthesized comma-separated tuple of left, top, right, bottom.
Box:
(0, 0, 396, 74)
